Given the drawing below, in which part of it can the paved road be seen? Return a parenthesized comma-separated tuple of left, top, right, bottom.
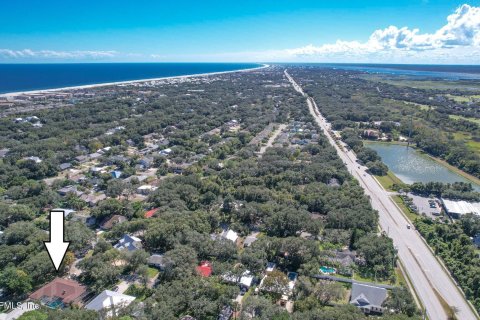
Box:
(285, 70, 478, 320)
(311, 274, 395, 289)
(258, 124, 286, 157)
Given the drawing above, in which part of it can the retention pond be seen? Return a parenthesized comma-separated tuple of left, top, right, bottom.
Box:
(364, 142, 480, 191)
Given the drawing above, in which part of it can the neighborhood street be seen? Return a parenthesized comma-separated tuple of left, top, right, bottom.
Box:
(285, 70, 478, 320)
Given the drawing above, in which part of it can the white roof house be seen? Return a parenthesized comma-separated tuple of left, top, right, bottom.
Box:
(159, 148, 172, 156)
(266, 262, 276, 272)
(85, 290, 135, 317)
(442, 199, 480, 217)
(23, 156, 42, 163)
(239, 271, 254, 288)
(220, 229, 239, 243)
(137, 185, 158, 195)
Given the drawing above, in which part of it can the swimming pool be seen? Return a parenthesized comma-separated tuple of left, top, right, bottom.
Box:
(320, 266, 336, 274)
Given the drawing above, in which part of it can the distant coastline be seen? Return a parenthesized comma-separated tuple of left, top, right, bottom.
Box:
(285, 63, 480, 80)
(0, 63, 268, 96)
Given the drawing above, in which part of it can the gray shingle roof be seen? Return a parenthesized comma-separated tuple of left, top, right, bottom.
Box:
(350, 283, 387, 308)
(114, 234, 142, 251)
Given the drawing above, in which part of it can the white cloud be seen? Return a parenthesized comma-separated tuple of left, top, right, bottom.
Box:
(284, 4, 480, 63)
(0, 49, 117, 59)
(1, 4, 478, 63)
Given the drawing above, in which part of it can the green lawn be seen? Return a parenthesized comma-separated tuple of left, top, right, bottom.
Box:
(360, 75, 480, 91)
(445, 94, 480, 104)
(125, 284, 152, 301)
(449, 114, 480, 125)
(375, 171, 405, 191)
(394, 266, 407, 287)
(452, 132, 480, 155)
(353, 268, 396, 286)
(147, 267, 159, 279)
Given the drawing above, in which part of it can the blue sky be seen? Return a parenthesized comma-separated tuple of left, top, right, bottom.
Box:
(1, 0, 479, 63)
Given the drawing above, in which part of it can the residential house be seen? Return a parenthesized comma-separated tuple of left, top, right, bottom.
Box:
(75, 155, 88, 163)
(29, 278, 87, 308)
(239, 271, 254, 289)
(111, 170, 122, 179)
(330, 249, 357, 268)
(287, 272, 298, 293)
(473, 234, 480, 248)
(266, 262, 276, 273)
(88, 152, 102, 160)
(327, 178, 341, 188)
(124, 174, 148, 184)
(362, 130, 380, 139)
(138, 157, 154, 170)
(148, 254, 167, 270)
(89, 166, 104, 174)
(220, 229, 239, 243)
(114, 234, 142, 252)
(23, 156, 42, 163)
(197, 261, 213, 277)
(243, 235, 257, 248)
(85, 290, 135, 318)
(0, 148, 9, 158)
(97, 146, 112, 154)
(59, 163, 72, 171)
(81, 193, 107, 207)
(51, 208, 76, 218)
(299, 231, 315, 240)
(57, 185, 83, 197)
(108, 155, 130, 164)
(350, 283, 387, 314)
(68, 172, 86, 183)
(100, 215, 127, 230)
(137, 185, 158, 195)
(218, 306, 233, 320)
(144, 208, 159, 218)
(159, 148, 172, 156)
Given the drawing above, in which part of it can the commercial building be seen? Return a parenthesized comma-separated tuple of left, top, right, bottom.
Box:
(441, 199, 480, 218)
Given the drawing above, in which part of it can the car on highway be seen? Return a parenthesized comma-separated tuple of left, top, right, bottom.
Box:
(407, 224, 411, 229)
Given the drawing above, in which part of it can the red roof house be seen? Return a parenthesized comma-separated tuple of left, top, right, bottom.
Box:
(196, 261, 213, 277)
(144, 208, 159, 218)
(29, 278, 86, 306)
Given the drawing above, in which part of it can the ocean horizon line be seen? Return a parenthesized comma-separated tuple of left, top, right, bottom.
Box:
(0, 63, 268, 96)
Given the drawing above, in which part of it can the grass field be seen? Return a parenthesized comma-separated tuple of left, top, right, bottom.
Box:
(452, 132, 480, 155)
(359, 74, 480, 91)
(404, 101, 433, 111)
(449, 114, 480, 125)
(147, 267, 159, 279)
(375, 171, 405, 191)
(353, 266, 404, 286)
(445, 94, 480, 103)
(125, 284, 151, 301)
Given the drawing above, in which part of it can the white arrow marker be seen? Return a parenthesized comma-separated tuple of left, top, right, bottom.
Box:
(44, 210, 70, 271)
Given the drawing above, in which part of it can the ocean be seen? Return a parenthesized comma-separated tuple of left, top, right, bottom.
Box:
(0, 63, 261, 94)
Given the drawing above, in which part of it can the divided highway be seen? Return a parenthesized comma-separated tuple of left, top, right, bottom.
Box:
(285, 70, 478, 320)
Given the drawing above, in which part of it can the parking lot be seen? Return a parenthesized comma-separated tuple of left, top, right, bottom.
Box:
(407, 193, 442, 219)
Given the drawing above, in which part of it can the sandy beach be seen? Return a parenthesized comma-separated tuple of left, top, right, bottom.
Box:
(0, 64, 269, 98)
